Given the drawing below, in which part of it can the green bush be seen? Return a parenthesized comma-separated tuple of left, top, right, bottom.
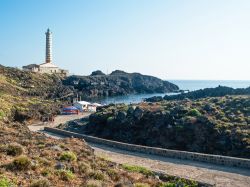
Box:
(121, 164, 153, 176)
(30, 179, 51, 187)
(0, 175, 13, 187)
(88, 170, 105, 180)
(134, 183, 150, 187)
(59, 151, 77, 162)
(10, 156, 31, 170)
(187, 109, 201, 117)
(6, 144, 23, 156)
(57, 170, 75, 181)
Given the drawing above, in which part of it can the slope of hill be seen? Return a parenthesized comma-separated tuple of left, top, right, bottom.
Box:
(63, 70, 179, 98)
(0, 65, 73, 122)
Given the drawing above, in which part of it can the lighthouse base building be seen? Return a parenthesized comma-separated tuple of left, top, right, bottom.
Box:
(23, 29, 69, 77)
(23, 62, 69, 76)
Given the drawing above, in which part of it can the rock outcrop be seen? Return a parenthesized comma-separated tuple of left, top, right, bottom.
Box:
(163, 86, 250, 101)
(63, 70, 179, 98)
(83, 96, 250, 158)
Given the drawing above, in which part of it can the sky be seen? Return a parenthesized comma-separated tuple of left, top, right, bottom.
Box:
(0, 0, 250, 80)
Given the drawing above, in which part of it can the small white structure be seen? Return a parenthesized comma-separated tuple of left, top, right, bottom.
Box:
(73, 101, 102, 112)
(73, 101, 91, 112)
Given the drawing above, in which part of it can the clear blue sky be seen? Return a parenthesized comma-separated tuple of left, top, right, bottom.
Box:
(1, 0, 250, 80)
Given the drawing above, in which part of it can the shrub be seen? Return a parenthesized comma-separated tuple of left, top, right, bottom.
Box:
(106, 169, 120, 181)
(78, 162, 91, 174)
(30, 179, 51, 187)
(88, 170, 105, 180)
(0, 175, 13, 187)
(121, 164, 153, 176)
(59, 151, 77, 162)
(159, 182, 176, 187)
(10, 156, 31, 170)
(41, 168, 52, 176)
(57, 170, 75, 181)
(187, 109, 201, 117)
(134, 183, 150, 187)
(159, 178, 198, 187)
(84, 179, 103, 187)
(6, 144, 23, 156)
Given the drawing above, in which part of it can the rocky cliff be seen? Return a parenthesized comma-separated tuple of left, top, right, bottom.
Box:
(63, 70, 179, 98)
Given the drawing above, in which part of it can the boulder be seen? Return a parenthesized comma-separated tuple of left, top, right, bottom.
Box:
(116, 111, 127, 123)
(55, 162, 65, 170)
(133, 107, 144, 120)
(127, 106, 135, 116)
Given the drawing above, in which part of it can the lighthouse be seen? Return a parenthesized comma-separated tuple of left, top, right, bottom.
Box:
(22, 28, 69, 76)
(45, 28, 52, 64)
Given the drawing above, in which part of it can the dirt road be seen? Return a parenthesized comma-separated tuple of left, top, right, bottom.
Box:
(28, 113, 91, 131)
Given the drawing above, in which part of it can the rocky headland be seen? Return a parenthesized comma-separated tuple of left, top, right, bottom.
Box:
(145, 86, 250, 102)
(63, 70, 179, 99)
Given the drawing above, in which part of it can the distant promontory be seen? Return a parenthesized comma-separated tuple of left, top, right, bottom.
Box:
(63, 70, 179, 98)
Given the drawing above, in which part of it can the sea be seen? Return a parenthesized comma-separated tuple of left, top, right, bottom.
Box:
(93, 80, 250, 105)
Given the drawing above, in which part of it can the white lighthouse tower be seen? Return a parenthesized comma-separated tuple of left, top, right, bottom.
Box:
(45, 28, 52, 64)
(22, 28, 69, 76)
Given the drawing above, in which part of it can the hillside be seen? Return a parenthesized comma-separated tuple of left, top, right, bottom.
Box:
(0, 65, 200, 186)
(68, 95, 250, 158)
(0, 65, 73, 123)
(63, 70, 179, 99)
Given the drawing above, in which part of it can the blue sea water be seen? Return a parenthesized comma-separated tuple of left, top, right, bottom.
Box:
(94, 80, 250, 105)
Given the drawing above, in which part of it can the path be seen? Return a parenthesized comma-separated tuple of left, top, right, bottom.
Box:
(28, 113, 91, 131)
(29, 115, 250, 187)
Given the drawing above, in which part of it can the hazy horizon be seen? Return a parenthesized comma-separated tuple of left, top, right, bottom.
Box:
(1, 0, 250, 80)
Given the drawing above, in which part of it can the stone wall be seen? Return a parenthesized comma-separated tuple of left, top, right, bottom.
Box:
(44, 127, 250, 169)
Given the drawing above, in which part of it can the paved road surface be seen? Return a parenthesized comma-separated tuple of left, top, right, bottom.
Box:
(29, 115, 250, 187)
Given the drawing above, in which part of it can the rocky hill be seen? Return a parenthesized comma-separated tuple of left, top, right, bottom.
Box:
(76, 95, 250, 158)
(0, 65, 199, 186)
(63, 70, 179, 99)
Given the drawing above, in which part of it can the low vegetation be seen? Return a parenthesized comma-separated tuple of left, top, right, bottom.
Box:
(0, 175, 13, 187)
(59, 151, 77, 162)
(80, 95, 250, 158)
(122, 164, 154, 176)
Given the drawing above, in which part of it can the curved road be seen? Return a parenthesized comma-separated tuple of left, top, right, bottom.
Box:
(29, 115, 250, 187)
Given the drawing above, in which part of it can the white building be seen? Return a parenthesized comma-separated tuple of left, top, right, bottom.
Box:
(73, 101, 102, 112)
